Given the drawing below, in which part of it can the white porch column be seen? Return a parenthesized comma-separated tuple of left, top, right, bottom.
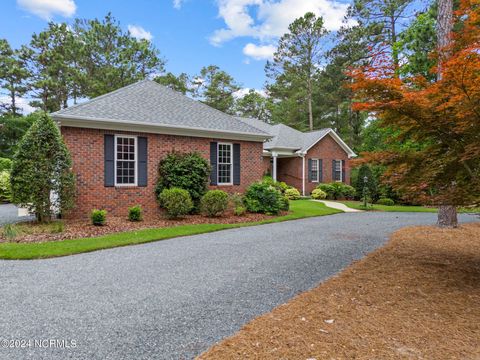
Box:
(272, 152, 278, 182)
(301, 154, 306, 196)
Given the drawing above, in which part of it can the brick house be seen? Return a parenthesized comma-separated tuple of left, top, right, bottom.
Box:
(52, 80, 271, 218)
(238, 118, 357, 196)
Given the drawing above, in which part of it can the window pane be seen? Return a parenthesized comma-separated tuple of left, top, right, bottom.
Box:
(116, 137, 136, 185)
(217, 144, 232, 184)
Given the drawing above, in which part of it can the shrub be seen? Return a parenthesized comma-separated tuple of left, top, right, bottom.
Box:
(51, 221, 65, 233)
(316, 183, 335, 199)
(284, 187, 301, 200)
(311, 188, 327, 200)
(200, 190, 229, 217)
(128, 205, 143, 221)
(229, 193, 244, 208)
(10, 112, 75, 222)
(317, 182, 355, 200)
(158, 188, 193, 218)
(234, 206, 246, 216)
(91, 209, 107, 226)
(0, 158, 12, 172)
(377, 198, 395, 206)
(155, 152, 210, 208)
(279, 196, 290, 211)
(244, 181, 283, 215)
(262, 176, 289, 193)
(0, 171, 12, 203)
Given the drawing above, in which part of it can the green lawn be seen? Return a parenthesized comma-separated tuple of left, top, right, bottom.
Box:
(0, 200, 340, 260)
(338, 201, 438, 212)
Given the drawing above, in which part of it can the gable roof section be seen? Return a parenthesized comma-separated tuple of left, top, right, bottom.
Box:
(237, 117, 356, 157)
(52, 80, 270, 142)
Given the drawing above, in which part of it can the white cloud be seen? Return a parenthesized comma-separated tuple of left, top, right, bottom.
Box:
(210, 0, 351, 46)
(0, 96, 36, 115)
(173, 0, 183, 9)
(234, 87, 267, 99)
(127, 25, 153, 41)
(17, 0, 76, 20)
(243, 43, 275, 60)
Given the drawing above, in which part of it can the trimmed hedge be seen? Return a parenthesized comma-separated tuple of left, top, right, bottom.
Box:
(200, 190, 229, 217)
(244, 181, 286, 215)
(158, 188, 193, 219)
(91, 209, 107, 226)
(377, 198, 395, 206)
(128, 205, 143, 221)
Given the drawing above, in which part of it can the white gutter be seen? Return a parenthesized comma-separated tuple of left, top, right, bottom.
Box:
(53, 114, 273, 143)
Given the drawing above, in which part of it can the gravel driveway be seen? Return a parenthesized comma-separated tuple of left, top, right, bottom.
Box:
(0, 212, 476, 359)
(0, 204, 33, 226)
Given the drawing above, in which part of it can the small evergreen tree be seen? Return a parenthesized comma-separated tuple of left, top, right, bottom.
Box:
(354, 164, 378, 202)
(10, 112, 75, 222)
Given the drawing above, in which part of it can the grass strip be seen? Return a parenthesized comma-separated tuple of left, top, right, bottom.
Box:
(0, 200, 340, 260)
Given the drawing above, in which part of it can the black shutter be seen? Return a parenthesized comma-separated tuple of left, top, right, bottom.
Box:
(233, 143, 240, 185)
(341, 160, 346, 183)
(138, 137, 148, 187)
(308, 158, 312, 182)
(319, 159, 323, 183)
(332, 160, 336, 182)
(104, 134, 114, 187)
(210, 142, 218, 185)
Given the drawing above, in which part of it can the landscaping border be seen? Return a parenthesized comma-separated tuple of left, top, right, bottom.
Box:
(0, 200, 341, 260)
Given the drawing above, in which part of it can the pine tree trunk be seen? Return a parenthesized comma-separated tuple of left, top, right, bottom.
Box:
(307, 79, 313, 131)
(437, 205, 458, 228)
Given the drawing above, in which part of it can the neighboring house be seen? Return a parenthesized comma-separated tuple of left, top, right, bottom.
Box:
(52, 80, 271, 218)
(238, 118, 357, 196)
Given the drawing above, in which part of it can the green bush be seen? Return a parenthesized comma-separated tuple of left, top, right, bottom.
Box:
(155, 152, 210, 208)
(316, 182, 355, 200)
(128, 205, 143, 221)
(229, 193, 244, 208)
(158, 187, 193, 219)
(311, 188, 327, 200)
(0, 158, 12, 172)
(244, 181, 284, 215)
(2, 223, 18, 241)
(10, 112, 75, 222)
(262, 176, 289, 193)
(200, 190, 229, 217)
(0, 171, 12, 203)
(233, 206, 246, 216)
(377, 198, 395, 206)
(284, 187, 301, 200)
(278, 196, 290, 211)
(91, 209, 107, 226)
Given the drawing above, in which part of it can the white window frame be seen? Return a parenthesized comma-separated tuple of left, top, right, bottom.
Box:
(311, 159, 320, 182)
(334, 159, 342, 182)
(217, 142, 233, 186)
(114, 135, 138, 187)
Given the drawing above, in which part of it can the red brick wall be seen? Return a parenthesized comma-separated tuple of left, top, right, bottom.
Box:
(61, 127, 265, 218)
(276, 134, 351, 195)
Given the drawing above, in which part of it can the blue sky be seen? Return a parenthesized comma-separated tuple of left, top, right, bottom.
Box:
(0, 0, 354, 94)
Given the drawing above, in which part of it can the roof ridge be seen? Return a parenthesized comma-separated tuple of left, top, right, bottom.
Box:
(53, 79, 150, 115)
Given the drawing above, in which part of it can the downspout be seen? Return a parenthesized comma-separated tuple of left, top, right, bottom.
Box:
(299, 151, 307, 196)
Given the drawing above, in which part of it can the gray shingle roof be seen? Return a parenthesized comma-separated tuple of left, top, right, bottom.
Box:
(237, 117, 355, 156)
(53, 80, 268, 136)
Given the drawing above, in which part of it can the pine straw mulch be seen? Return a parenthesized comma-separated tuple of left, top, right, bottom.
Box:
(199, 222, 480, 360)
(0, 212, 275, 244)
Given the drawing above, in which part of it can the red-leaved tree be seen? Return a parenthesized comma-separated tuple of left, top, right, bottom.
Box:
(351, 0, 480, 227)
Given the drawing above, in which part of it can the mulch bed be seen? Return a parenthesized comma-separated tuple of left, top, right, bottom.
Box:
(199, 222, 480, 359)
(0, 212, 275, 244)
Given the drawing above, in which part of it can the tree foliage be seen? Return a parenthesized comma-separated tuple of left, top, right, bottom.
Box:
(10, 112, 75, 222)
(266, 12, 327, 131)
(193, 65, 240, 114)
(351, 0, 480, 208)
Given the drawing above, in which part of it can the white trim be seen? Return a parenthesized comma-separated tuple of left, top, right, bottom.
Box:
(217, 142, 233, 186)
(114, 135, 138, 187)
(303, 129, 357, 158)
(301, 154, 305, 196)
(53, 115, 272, 143)
(311, 158, 320, 183)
